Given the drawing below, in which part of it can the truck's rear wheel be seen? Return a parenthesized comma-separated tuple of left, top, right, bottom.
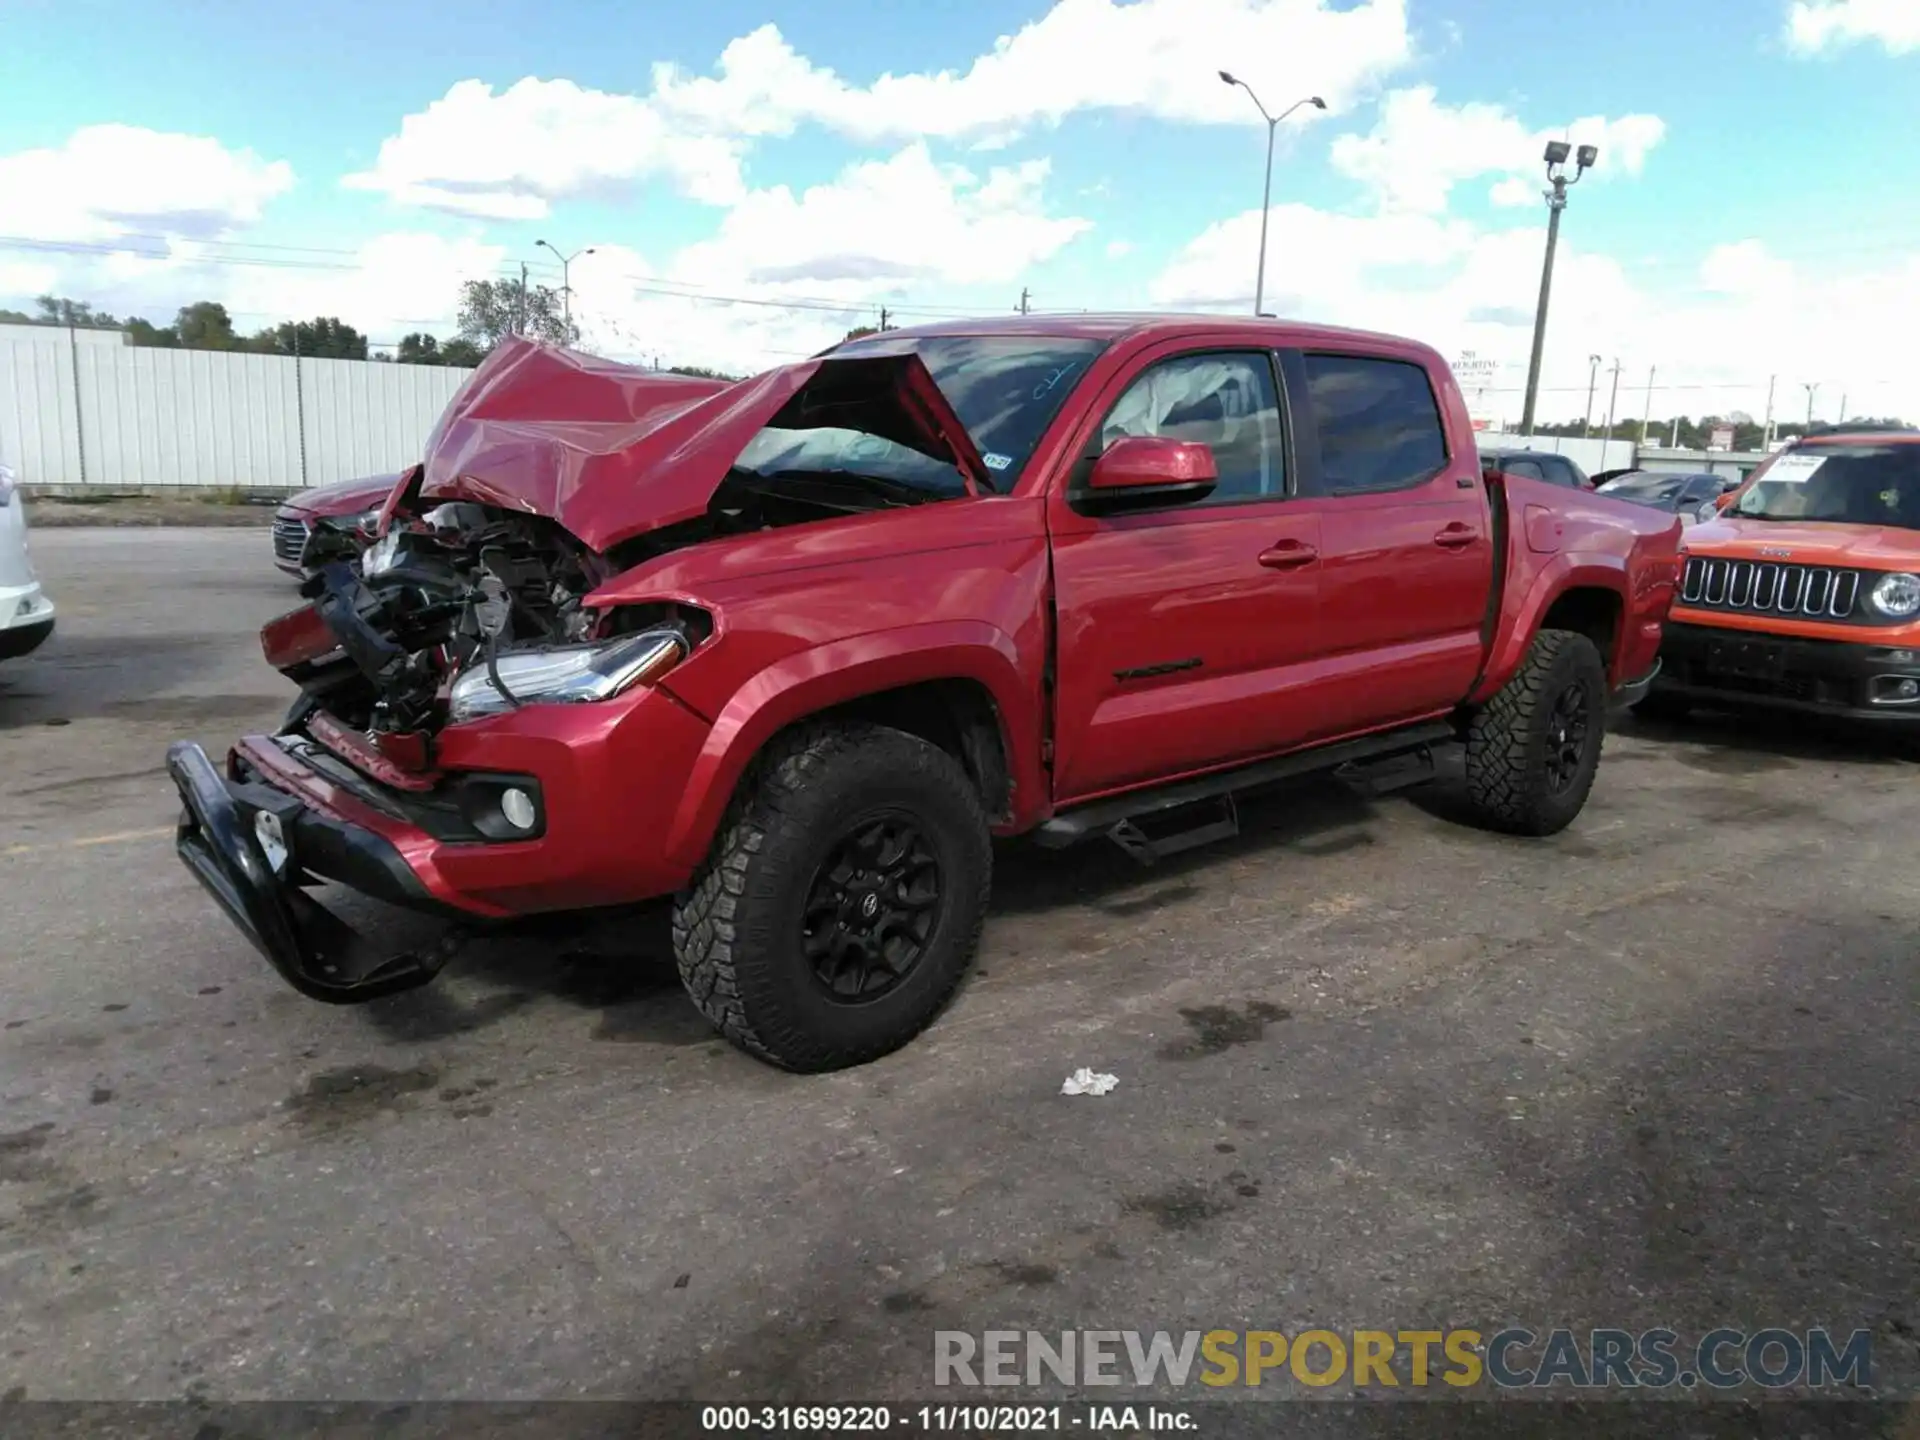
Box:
(1462, 628, 1608, 836)
(672, 721, 992, 1072)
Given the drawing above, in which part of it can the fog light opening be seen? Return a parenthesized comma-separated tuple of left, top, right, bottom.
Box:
(1869, 675, 1920, 706)
(500, 787, 538, 832)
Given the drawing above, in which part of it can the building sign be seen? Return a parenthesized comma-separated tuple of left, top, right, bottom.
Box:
(1454, 351, 1502, 431)
(1709, 425, 1735, 451)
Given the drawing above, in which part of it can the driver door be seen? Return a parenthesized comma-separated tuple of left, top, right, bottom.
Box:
(1045, 346, 1324, 802)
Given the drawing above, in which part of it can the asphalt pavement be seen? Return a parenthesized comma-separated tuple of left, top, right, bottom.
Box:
(0, 529, 1914, 1419)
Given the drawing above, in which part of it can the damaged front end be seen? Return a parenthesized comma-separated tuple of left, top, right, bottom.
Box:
(169, 485, 705, 1001)
(168, 338, 991, 1002)
(286, 479, 698, 742)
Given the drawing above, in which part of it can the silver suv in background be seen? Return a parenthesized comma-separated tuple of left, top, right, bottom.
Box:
(0, 465, 56, 660)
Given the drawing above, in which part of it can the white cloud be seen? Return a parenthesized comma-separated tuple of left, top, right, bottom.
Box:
(342, 78, 750, 219)
(1330, 87, 1665, 214)
(669, 145, 1089, 293)
(220, 232, 509, 340)
(1105, 240, 1135, 258)
(0, 124, 294, 244)
(1786, 0, 1920, 54)
(347, 0, 1411, 217)
(1149, 203, 1920, 423)
(565, 146, 1094, 370)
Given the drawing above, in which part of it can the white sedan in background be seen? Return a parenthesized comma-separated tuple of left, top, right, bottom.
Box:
(0, 465, 55, 661)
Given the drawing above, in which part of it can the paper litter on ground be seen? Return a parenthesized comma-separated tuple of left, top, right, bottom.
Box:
(1061, 1067, 1119, 1096)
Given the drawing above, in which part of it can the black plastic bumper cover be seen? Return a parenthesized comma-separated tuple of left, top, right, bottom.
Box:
(166, 740, 460, 1003)
(1652, 622, 1920, 723)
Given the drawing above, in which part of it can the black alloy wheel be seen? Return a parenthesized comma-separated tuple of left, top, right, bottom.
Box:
(802, 811, 943, 1001)
(1541, 680, 1592, 796)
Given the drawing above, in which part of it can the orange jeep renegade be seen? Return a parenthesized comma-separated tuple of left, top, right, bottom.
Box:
(1639, 425, 1920, 735)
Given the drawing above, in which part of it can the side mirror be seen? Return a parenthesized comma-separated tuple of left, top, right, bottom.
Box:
(1080, 436, 1218, 512)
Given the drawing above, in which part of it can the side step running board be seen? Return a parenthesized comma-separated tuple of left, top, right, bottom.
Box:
(1035, 721, 1457, 859)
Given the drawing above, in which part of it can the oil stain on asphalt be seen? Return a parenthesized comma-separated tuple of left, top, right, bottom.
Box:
(283, 1065, 440, 1130)
(1158, 1000, 1291, 1060)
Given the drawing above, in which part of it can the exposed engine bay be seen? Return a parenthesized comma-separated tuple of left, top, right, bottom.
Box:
(281, 475, 927, 742)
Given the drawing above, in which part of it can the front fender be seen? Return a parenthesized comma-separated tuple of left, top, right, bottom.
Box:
(659, 621, 1046, 875)
(1468, 551, 1630, 706)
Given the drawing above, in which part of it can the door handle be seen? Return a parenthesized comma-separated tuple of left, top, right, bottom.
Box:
(1433, 524, 1480, 549)
(1257, 540, 1319, 570)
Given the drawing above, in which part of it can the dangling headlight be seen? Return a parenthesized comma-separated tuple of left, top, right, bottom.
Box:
(446, 630, 688, 723)
(359, 527, 405, 579)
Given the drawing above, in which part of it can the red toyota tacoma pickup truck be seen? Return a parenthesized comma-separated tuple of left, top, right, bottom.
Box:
(167, 319, 1680, 1071)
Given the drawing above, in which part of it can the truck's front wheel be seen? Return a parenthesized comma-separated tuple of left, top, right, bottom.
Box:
(1462, 628, 1608, 836)
(672, 721, 993, 1072)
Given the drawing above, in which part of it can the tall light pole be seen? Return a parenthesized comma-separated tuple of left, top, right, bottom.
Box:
(1518, 140, 1599, 436)
(1218, 72, 1325, 317)
(1582, 354, 1602, 438)
(535, 239, 595, 334)
(1802, 381, 1819, 428)
(1604, 358, 1623, 438)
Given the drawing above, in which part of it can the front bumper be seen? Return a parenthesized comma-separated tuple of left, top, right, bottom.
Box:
(167, 740, 464, 1002)
(0, 584, 55, 659)
(1651, 621, 1920, 722)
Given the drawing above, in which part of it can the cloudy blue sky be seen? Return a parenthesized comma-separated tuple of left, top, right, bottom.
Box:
(2, 0, 1916, 422)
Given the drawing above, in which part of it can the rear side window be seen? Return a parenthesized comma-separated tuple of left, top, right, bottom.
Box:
(1300, 355, 1448, 495)
(1502, 458, 1548, 482)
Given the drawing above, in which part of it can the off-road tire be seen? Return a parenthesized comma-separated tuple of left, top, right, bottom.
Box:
(1630, 689, 1692, 723)
(672, 721, 993, 1072)
(1462, 628, 1608, 837)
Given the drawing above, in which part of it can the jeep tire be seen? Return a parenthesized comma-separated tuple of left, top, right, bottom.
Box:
(673, 721, 993, 1072)
(1462, 628, 1609, 837)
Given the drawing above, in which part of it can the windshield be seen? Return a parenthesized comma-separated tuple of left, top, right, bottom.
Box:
(1731, 445, 1920, 529)
(734, 335, 1108, 498)
(1599, 472, 1689, 503)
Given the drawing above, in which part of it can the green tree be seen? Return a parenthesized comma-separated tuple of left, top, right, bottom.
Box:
(456, 277, 578, 350)
(842, 325, 879, 342)
(665, 364, 742, 381)
(125, 318, 179, 347)
(174, 301, 241, 350)
(32, 295, 120, 328)
(250, 316, 368, 359)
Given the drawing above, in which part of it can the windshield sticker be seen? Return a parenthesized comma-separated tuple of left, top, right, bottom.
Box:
(981, 451, 1013, 471)
(1763, 454, 1826, 484)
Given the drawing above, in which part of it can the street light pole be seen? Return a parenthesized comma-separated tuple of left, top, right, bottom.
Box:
(1803, 382, 1819, 428)
(1518, 140, 1599, 436)
(1218, 73, 1326, 316)
(536, 239, 595, 335)
(1582, 354, 1601, 438)
(1604, 358, 1623, 436)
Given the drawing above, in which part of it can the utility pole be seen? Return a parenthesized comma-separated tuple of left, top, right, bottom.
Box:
(517, 261, 529, 336)
(1640, 366, 1656, 445)
(1604, 358, 1623, 438)
(1803, 381, 1819, 427)
(878, 307, 892, 331)
(1017, 288, 1031, 316)
(1762, 374, 1777, 450)
(1582, 354, 1601, 438)
(1669, 416, 1680, 447)
(1519, 139, 1600, 435)
(1839, 391, 1848, 425)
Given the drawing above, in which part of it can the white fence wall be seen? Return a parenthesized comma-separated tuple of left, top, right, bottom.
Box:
(0, 334, 472, 492)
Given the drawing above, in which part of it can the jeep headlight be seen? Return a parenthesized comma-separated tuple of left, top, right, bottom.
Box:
(1870, 572, 1920, 619)
(446, 630, 687, 722)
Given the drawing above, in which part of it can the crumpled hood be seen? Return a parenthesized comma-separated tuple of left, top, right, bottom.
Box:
(408, 336, 986, 555)
(1686, 517, 1920, 568)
